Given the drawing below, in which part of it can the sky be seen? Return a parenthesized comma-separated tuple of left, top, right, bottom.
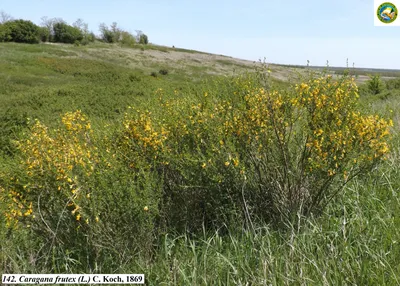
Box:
(1, 0, 400, 69)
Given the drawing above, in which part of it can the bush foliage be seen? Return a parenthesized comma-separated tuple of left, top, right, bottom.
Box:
(385, 77, 400, 90)
(53, 22, 83, 44)
(0, 19, 40, 43)
(159, 69, 168, 75)
(139, 33, 149, 45)
(120, 31, 136, 47)
(366, 74, 384, 95)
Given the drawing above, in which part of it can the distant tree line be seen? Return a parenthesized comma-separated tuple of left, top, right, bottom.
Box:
(0, 10, 149, 46)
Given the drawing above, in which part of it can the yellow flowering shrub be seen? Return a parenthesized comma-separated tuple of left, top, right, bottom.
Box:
(1, 109, 160, 268)
(3, 111, 97, 228)
(120, 109, 169, 168)
(116, 74, 392, 227)
(1, 72, 392, 236)
(237, 75, 391, 219)
(295, 76, 391, 176)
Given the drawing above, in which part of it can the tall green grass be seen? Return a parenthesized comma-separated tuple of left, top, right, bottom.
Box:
(144, 166, 400, 285)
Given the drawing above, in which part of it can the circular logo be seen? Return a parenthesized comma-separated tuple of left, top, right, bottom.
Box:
(377, 2, 398, 23)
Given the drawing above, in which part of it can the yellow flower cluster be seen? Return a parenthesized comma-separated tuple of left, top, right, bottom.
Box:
(4, 111, 98, 227)
(122, 111, 169, 152)
(2, 185, 34, 228)
(61, 110, 92, 133)
(241, 88, 290, 144)
(128, 75, 391, 188)
(295, 76, 392, 177)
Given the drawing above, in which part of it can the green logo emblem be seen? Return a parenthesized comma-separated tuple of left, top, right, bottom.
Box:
(377, 2, 398, 23)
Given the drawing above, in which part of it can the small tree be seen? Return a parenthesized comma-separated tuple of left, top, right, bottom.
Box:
(53, 22, 83, 44)
(110, 22, 121, 41)
(40, 17, 65, 42)
(120, 31, 136, 47)
(135, 30, 143, 42)
(135, 30, 149, 44)
(73, 18, 94, 45)
(99, 22, 121, 43)
(139, 33, 148, 45)
(38, 26, 50, 42)
(367, 74, 384, 95)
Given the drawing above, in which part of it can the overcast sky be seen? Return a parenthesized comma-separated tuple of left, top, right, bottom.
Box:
(1, 0, 400, 69)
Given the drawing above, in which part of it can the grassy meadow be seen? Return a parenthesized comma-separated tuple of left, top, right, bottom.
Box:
(0, 42, 399, 285)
